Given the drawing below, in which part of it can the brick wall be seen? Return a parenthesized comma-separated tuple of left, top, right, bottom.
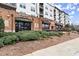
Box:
(0, 7, 16, 32)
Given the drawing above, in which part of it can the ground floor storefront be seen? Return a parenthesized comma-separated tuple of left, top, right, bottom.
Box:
(1, 12, 56, 32)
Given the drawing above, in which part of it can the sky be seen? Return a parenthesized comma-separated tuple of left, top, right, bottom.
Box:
(53, 3, 79, 25)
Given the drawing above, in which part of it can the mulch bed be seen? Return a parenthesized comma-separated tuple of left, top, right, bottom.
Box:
(0, 32, 79, 56)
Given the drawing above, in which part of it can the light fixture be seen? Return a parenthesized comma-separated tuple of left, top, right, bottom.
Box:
(7, 15, 10, 19)
(7, 15, 10, 17)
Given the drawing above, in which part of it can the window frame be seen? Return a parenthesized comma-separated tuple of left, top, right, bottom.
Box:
(31, 7, 35, 12)
(20, 4, 26, 9)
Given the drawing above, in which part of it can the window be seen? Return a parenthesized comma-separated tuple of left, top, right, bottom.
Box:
(32, 3, 35, 5)
(23, 6, 26, 9)
(45, 12, 48, 15)
(50, 14, 52, 17)
(45, 7, 48, 10)
(20, 4, 26, 9)
(20, 4, 22, 8)
(31, 7, 35, 12)
(50, 9, 52, 12)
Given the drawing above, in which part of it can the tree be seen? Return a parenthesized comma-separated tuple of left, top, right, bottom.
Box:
(64, 24, 70, 31)
(70, 24, 75, 31)
(64, 24, 71, 35)
(0, 17, 4, 32)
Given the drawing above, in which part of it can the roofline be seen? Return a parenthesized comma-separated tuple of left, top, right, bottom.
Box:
(46, 3, 69, 16)
(0, 3, 16, 9)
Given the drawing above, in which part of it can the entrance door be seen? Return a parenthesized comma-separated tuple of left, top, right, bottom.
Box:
(42, 23, 50, 30)
(15, 20, 31, 32)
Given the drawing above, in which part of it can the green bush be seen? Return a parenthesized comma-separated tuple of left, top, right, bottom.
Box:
(3, 36, 12, 45)
(46, 32, 63, 37)
(17, 32, 41, 41)
(36, 31, 50, 38)
(58, 32, 64, 35)
(0, 38, 4, 47)
(0, 17, 4, 32)
(2, 35, 19, 45)
(0, 32, 16, 38)
(0, 31, 64, 48)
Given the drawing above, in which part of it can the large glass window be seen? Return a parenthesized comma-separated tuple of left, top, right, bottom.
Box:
(50, 14, 52, 17)
(45, 6, 48, 10)
(32, 3, 35, 5)
(50, 9, 52, 12)
(45, 12, 48, 15)
(42, 23, 49, 30)
(31, 7, 35, 12)
(20, 4, 26, 9)
(15, 21, 31, 32)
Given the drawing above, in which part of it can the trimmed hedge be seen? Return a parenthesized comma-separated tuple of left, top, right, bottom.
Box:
(16, 32, 41, 41)
(0, 35, 19, 47)
(0, 32, 16, 38)
(0, 38, 4, 47)
(0, 31, 64, 48)
(0, 17, 4, 32)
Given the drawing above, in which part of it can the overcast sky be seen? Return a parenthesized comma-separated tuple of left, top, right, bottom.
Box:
(53, 3, 79, 25)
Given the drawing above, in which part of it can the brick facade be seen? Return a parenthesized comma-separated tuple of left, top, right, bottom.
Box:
(0, 4, 56, 32)
(0, 4, 16, 32)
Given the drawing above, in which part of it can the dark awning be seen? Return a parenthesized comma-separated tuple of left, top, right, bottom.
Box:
(15, 17, 32, 22)
(42, 18, 50, 24)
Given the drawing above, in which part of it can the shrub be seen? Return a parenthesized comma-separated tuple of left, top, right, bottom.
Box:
(3, 36, 12, 45)
(0, 32, 16, 38)
(0, 32, 4, 37)
(17, 32, 41, 41)
(47, 32, 64, 37)
(0, 38, 4, 47)
(0, 17, 4, 32)
(10, 35, 19, 43)
(58, 32, 64, 36)
(0, 30, 64, 48)
(3, 35, 19, 45)
(37, 31, 50, 38)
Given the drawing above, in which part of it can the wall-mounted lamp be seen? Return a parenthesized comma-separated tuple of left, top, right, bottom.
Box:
(7, 15, 10, 19)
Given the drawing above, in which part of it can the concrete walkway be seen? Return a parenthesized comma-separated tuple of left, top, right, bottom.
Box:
(25, 37, 79, 56)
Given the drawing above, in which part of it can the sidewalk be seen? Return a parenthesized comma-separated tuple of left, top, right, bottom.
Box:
(24, 37, 79, 56)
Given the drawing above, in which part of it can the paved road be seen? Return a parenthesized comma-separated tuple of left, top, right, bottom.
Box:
(24, 37, 79, 56)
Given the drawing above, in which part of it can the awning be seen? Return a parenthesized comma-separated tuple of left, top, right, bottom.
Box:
(15, 17, 32, 22)
(42, 18, 50, 24)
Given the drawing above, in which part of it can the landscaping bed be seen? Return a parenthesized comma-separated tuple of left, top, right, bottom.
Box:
(0, 31, 64, 47)
(0, 31, 78, 56)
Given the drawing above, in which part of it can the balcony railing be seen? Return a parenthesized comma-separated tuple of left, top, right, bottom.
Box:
(39, 3, 43, 9)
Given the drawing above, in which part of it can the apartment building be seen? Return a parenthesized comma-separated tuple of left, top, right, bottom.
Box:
(37, 3, 55, 30)
(53, 6, 70, 31)
(16, 3, 55, 31)
(0, 3, 70, 32)
(16, 3, 41, 31)
(60, 11, 69, 28)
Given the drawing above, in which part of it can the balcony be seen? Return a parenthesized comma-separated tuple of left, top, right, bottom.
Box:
(55, 21, 63, 26)
(39, 14, 43, 17)
(39, 3, 43, 9)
